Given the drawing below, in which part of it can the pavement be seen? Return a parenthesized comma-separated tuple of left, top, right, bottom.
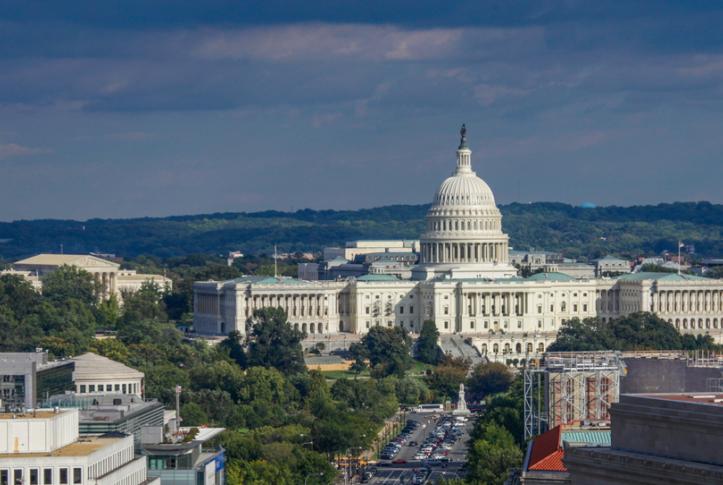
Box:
(360, 411, 474, 484)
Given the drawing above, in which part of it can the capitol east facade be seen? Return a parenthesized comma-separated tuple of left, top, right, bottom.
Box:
(193, 128, 723, 360)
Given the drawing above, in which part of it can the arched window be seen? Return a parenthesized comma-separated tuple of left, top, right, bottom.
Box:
(309, 322, 315, 334)
(515, 343, 522, 354)
(537, 342, 545, 353)
(493, 343, 499, 354)
(675, 319, 680, 329)
(526, 343, 533, 354)
(481, 344, 488, 354)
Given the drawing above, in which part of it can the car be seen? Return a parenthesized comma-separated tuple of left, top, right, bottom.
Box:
(360, 469, 375, 483)
(409, 440, 418, 446)
(392, 459, 407, 465)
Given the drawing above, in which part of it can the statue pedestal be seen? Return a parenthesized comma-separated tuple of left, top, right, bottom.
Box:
(453, 383, 471, 415)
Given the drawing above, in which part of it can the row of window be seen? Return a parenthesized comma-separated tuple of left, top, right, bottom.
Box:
(0, 467, 81, 485)
(480, 342, 547, 355)
(78, 382, 139, 394)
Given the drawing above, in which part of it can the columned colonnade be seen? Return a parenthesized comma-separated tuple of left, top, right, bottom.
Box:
(422, 241, 508, 264)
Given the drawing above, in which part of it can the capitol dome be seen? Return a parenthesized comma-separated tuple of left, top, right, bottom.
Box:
(412, 125, 516, 280)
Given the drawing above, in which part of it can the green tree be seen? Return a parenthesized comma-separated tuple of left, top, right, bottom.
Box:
(548, 312, 714, 352)
(42, 265, 100, 307)
(247, 308, 306, 374)
(415, 320, 441, 364)
(467, 362, 514, 400)
(352, 326, 412, 377)
(120, 281, 168, 324)
(425, 355, 470, 400)
(219, 331, 247, 368)
(466, 423, 523, 485)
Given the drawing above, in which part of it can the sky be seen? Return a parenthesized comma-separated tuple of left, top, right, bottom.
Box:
(1, 1, 723, 221)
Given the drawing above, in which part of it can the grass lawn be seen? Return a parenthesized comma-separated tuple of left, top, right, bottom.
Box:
(320, 360, 433, 383)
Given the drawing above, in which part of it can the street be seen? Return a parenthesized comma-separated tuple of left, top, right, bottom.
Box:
(362, 411, 474, 484)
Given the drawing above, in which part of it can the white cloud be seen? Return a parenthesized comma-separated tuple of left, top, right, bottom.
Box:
(0, 143, 46, 160)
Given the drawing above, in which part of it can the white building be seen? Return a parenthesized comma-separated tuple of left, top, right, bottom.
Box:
(0, 408, 157, 485)
(5, 254, 172, 301)
(193, 126, 723, 360)
(71, 353, 144, 397)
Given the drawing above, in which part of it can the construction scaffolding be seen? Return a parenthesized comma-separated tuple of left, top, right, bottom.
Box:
(524, 351, 625, 440)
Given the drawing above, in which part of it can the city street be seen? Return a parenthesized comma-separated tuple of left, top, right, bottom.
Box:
(363, 411, 474, 484)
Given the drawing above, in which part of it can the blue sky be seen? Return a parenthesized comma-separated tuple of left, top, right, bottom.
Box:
(1, 1, 722, 220)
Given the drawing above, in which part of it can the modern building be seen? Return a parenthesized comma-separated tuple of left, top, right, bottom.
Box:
(4, 253, 172, 301)
(0, 408, 159, 485)
(193, 127, 723, 359)
(0, 351, 74, 410)
(46, 394, 165, 448)
(144, 427, 225, 485)
(564, 393, 723, 484)
(71, 353, 144, 398)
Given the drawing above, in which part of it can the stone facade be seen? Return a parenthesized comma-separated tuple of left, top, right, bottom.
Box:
(192, 129, 723, 360)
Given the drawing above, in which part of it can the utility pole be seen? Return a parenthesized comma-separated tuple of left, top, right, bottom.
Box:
(274, 244, 278, 278)
(175, 385, 182, 442)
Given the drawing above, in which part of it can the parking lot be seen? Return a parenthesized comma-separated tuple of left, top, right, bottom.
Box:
(361, 411, 474, 484)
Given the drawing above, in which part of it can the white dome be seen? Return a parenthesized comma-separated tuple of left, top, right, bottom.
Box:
(434, 172, 496, 208)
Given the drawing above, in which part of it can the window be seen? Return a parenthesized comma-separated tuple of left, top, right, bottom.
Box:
(444, 306, 449, 315)
(537, 305, 542, 313)
(72, 469, 81, 485)
(1, 470, 8, 485)
(30, 470, 38, 485)
(80, 385, 86, 393)
(444, 321, 449, 329)
(43, 469, 52, 485)
(122, 384, 127, 393)
(115, 384, 120, 391)
(399, 307, 404, 314)
(517, 320, 522, 329)
(409, 306, 414, 314)
(365, 306, 370, 315)
(89, 385, 95, 392)
(550, 304, 554, 312)
(583, 304, 588, 312)
(573, 304, 578, 312)
(14, 471, 22, 485)
(470, 321, 475, 329)
(59, 470, 68, 485)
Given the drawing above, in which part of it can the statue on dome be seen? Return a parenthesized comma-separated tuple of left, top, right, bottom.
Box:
(459, 123, 468, 149)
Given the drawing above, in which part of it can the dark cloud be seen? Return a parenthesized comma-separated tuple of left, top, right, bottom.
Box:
(0, 2, 722, 220)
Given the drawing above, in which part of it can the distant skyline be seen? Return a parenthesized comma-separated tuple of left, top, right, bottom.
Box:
(1, 1, 723, 221)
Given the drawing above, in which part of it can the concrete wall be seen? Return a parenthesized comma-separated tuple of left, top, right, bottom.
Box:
(621, 358, 721, 394)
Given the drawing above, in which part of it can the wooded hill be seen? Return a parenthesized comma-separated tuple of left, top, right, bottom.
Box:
(1, 201, 721, 261)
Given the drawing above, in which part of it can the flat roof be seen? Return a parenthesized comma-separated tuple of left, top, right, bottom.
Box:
(0, 410, 60, 419)
(638, 393, 723, 406)
(0, 435, 125, 458)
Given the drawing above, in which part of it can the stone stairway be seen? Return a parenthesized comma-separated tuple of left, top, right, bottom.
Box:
(439, 334, 486, 367)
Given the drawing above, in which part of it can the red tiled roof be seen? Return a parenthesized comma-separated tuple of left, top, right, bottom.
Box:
(528, 425, 567, 472)
(529, 450, 566, 471)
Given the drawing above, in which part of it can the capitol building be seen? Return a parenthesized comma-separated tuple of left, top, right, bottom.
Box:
(194, 127, 723, 360)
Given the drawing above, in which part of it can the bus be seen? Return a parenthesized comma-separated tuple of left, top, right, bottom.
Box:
(415, 403, 444, 413)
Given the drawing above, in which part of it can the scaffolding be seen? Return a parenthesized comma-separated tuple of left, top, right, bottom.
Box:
(524, 351, 624, 440)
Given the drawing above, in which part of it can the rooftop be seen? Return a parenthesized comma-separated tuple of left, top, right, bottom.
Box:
(618, 272, 710, 282)
(72, 352, 144, 380)
(14, 253, 120, 268)
(355, 274, 400, 282)
(0, 434, 125, 459)
(0, 410, 59, 419)
(638, 392, 723, 406)
(525, 425, 611, 473)
(526, 272, 576, 282)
